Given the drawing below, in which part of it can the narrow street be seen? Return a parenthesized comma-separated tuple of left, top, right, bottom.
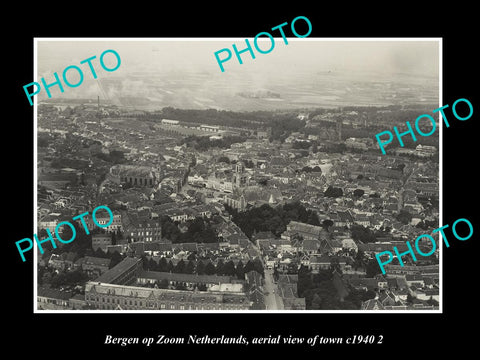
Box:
(263, 269, 284, 310)
(250, 241, 285, 310)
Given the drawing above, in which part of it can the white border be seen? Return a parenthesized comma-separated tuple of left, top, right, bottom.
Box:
(33, 37, 443, 314)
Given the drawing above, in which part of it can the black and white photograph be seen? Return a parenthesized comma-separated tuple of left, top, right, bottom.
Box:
(33, 39, 441, 313)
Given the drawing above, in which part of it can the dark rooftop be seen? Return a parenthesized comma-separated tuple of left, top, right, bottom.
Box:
(94, 257, 141, 284)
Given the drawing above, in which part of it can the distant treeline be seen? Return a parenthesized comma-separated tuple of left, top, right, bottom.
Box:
(153, 107, 305, 141)
(140, 105, 438, 146)
(181, 135, 247, 151)
(159, 107, 283, 128)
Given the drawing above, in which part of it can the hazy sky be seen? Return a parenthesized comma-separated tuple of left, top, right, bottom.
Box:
(35, 39, 439, 105)
(37, 38, 439, 77)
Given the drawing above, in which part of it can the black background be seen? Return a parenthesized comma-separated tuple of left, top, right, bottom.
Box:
(6, 4, 478, 355)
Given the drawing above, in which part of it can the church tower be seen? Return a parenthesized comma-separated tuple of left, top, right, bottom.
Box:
(233, 161, 247, 188)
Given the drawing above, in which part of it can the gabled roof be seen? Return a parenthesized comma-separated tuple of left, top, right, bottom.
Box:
(309, 254, 331, 264)
(337, 210, 354, 223)
(302, 239, 321, 252)
(94, 257, 142, 284)
(83, 256, 111, 267)
(378, 292, 395, 304)
(287, 221, 324, 237)
(245, 270, 263, 289)
(361, 299, 384, 310)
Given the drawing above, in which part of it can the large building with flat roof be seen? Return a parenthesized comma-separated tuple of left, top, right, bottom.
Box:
(85, 257, 250, 310)
(161, 119, 179, 126)
(199, 124, 220, 133)
(84, 282, 250, 310)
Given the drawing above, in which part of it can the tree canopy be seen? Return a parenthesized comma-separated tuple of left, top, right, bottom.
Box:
(49, 269, 89, 289)
(324, 186, 343, 198)
(226, 202, 320, 239)
(396, 209, 413, 225)
(366, 258, 382, 278)
(301, 165, 322, 173)
(353, 189, 365, 198)
(322, 219, 334, 231)
(350, 224, 377, 244)
(297, 267, 359, 309)
(159, 216, 219, 244)
(217, 156, 230, 164)
(182, 135, 247, 151)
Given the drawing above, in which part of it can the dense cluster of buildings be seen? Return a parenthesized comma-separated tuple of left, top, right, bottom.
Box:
(36, 103, 439, 311)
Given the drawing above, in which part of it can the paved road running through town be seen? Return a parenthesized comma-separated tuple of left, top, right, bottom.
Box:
(263, 269, 284, 310)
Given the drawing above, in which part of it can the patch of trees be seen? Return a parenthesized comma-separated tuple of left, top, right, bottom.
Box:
(297, 265, 376, 310)
(297, 266, 348, 309)
(226, 202, 320, 239)
(300, 165, 322, 173)
(257, 178, 268, 186)
(365, 258, 382, 278)
(320, 143, 347, 154)
(294, 150, 310, 158)
(93, 150, 126, 164)
(322, 219, 334, 231)
(343, 288, 377, 308)
(48, 222, 92, 258)
(269, 117, 306, 142)
(38, 133, 52, 147)
(324, 185, 343, 198)
(160, 107, 278, 129)
(396, 209, 413, 225)
(353, 189, 365, 198)
(242, 159, 255, 168)
(303, 124, 335, 137)
(159, 216, 220, 244)
(217, 156, 230, 164)
(292, 141, 311, 149)
(182, 135, 247, 151)
(308, 107, 340, 118)
(141, 257, 263, 280)
(350, 224, 377, 244)
(49, 269, 89, 289)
